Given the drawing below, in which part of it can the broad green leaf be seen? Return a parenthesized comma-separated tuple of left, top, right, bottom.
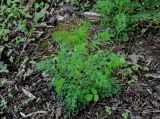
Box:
(85, 94, 93, 102)
(94, 94, 99, 102)
(91, 88, 97, 94)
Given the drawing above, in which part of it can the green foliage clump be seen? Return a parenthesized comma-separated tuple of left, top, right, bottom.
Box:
(0, 0, 48, 42)
(0, 61, 8, 73)
(54, 22, 91, 46)
(36, 22, 126, 114)
(0, 0, 49, 65)
(93, 0, 160, 40)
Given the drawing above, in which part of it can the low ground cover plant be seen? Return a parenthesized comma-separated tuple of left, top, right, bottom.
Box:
(0, 0, 49, 69)
(93, 0, 160, 40)
(36, 22, 126, 114)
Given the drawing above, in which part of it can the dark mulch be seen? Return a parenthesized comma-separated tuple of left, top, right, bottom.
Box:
(73, 28, 160, 119)
(1, 3, 160, 119)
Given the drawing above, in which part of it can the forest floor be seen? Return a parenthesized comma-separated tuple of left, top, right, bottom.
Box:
(74, 28, 160, 119)
(1, 2, 160, 119)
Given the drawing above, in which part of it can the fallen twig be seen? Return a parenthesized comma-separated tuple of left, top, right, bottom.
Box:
(20, 111, 47, 118)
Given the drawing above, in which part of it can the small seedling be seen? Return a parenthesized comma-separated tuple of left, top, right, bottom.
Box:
(105, 106, 112, 115)
(131, 64, 142, 71)
(0, 78, 7, 87)
(122, 109, 130, 119)
(128, 75, 139, 84)
(0, 61, 8, 73)
(0, 99, 7, 110)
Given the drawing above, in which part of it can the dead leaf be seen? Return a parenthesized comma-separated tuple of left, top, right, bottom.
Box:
(24, 68, 34, 77)
(112, 101, 121, 110)
(24, 111, 47, 118)
(56, 15, 65, 21)
(20, 112, 26, 117)
(145, 73, 160, 79)
(151, 101, 160, 108)
(152, 115, 160, 119)
(81, 12, 101, 17)
(22, 88, 36, 99)
(80, 12, 102, 22)
(146, 57, 153, 66)
(56, 107, 62, 119)
(130, 114, 143, 119)
(16, 69, 25, 78)
(142, 109, 151, 115)
(128, 53, 144, 64)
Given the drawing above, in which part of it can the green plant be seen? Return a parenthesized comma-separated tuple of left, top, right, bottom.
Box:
(0, 61, 8, 73)
(128, 75, 138, 84)
(105, 106, 112, 115)
(66, 0, 93, 10)
(0, 78, 8, 87)
(36, 22, 126, 114)
(122, 109, 130, 119)
(93, 31, 111, 45)
(0, 99, 7, 111)
(53, 21, 91, 46)
(0, 0, 48, 66)
(118, 63, 142, 84)
(131, 64, 142, 71)
(93, 0, 160, 41)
